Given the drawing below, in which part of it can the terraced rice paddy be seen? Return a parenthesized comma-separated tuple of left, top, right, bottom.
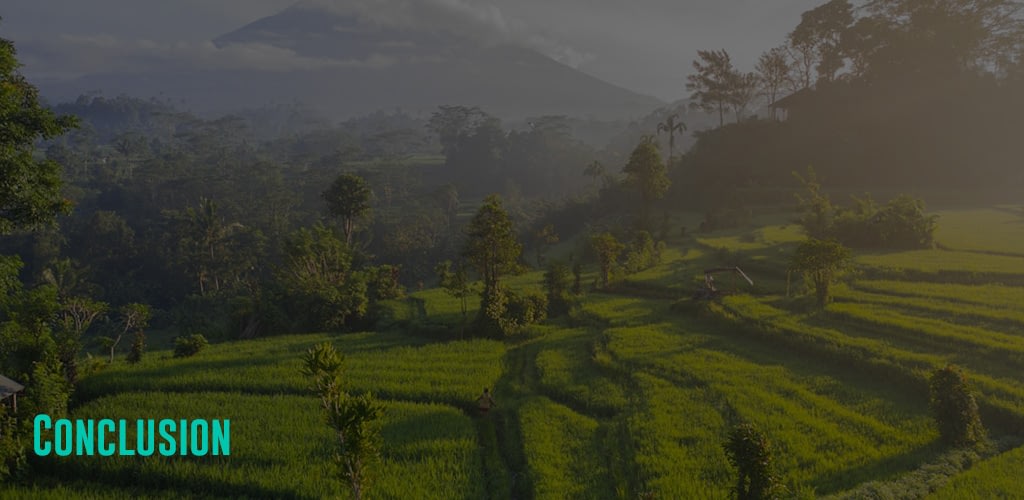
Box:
(9, 207, 1024, 498)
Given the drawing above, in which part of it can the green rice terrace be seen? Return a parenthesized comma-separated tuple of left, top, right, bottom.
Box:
(8, 206, 1024, 499)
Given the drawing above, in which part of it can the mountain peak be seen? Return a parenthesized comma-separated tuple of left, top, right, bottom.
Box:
(40, 2, 663, 121)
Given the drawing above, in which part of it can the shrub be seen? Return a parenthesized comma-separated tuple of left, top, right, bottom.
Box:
(506, 289, 548, 327)
(369, 265, 405, 301)
(832, 194, 938, 249)
(724, 423, 779, 500)
(174, 334, 209, 358)
(543, 261, 573, 317)
(930, 365, 985, 446)
(590, 232, 624, 288)
(126, 331, 145, 364)
(624, 231, 661, 273)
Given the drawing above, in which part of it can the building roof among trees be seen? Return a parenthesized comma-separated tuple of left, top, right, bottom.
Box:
(772, 88, 814, 109)
(0, 375, 24, 400)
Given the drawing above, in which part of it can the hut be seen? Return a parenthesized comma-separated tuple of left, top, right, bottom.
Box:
(771, 88, 814, 121)
(0, 375, 24, 413)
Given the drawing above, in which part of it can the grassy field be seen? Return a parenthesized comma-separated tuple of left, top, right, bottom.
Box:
(7, 206, 1024, 498)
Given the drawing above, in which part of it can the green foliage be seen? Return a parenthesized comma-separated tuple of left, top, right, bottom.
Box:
(724, 423, 779, 500)
(571, 261, 583, 296)
(532, 224, 559, 267)
(0, 257, 61, 377)
(543, 260, 574, 317)
(655, 113, 687, 160)
(277, 224, 369, 331)
(832, 194, 939, 249)
(302, 342, 384, 500)
(590, 232, 625, 288)
(478, 285, 513, 338)
(435, 260, 475, 336)
(794, 169, 937, 250)
(368, 264, 404, 301)
(126, 331, 145, 364)
(505, 288, 548, 328)
(0, 36, 78, 234)
(54, 295, 107, 383)
(622, 138, 670, 210)
(463, 195, 523, 336)
(793, 168, 834, 239)
(323, 173, 372, 244)
(173, 333, 208, 358)
(463, 195, 522, 296)
(686, 49, 741, 127)
(0, 405, 27, 482)
(100, 303, 150, 363)
(21, 359, 70, 419)
(930, 365, 985, 447)
(623, 231, 663, 273)
(790, 238, 851, 307)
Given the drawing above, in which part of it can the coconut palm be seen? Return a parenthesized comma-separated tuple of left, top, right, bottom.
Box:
(656, 113, 687, 162)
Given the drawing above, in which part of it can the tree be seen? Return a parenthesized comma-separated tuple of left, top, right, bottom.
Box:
(178, 198, 241, 295)
(655, 113, 687, 161)
(54, 296, 107, 383)
(0, 33, 78, 234)
(323, 173, 372, 245)
(435, 260, 475, 338)
(756, 47, 791, 119)
(622, 138, 671, 226)
(790, 238, 851, 307)
(462, 196, 522, 335)
(277, 224, 368, 331)
(790, 0, 854, 83)
(462, 195, 522, 299)
(930, 364, 985, 446)
(729, 71, 762, 122)
(542, 260, 573, 317)
(126, 331, 145, 364)
(862, 0, 1024, 77)
(426, 105, 487, 157)
(786, 37, 817, 91)
(724, 423, 779, 500)
(793, 167, 834, 239)
(302, 342, 383, 500)
(101, 303, 151, 363)
(591, 233, 625, 288)
(533, 224, 559, 267)
(687, 49, 738, 127)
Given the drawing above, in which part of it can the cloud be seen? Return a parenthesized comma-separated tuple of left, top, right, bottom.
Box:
(300, 0, 593, 67)
(14, 0, 595, 81)
(18, 34, 395, 77)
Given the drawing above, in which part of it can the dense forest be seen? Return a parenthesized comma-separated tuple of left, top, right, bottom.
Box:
(1, 0, 1024, 496)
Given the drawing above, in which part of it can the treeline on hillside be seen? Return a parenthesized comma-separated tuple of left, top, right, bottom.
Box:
(666, 0, 1024, 208)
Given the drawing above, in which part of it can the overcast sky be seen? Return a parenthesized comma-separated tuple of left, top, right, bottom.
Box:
(1, 0, 825, 102)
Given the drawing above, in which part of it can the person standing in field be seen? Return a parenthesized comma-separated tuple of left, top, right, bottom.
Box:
(477, 388, 496, 415)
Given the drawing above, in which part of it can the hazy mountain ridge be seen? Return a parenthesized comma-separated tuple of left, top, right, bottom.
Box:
(36, 2, 664, 121)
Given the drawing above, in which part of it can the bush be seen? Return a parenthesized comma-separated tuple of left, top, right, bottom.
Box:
(623, 231, 662, 273)
(723, 423, 779, 500)
(173, 334, 209, 358)
(543, 261, 573, 317)
(930, 364, 985, 446)
(832, 194, 938, 249)
(369, 265, 405, 301)
(506, 289, 548, 327)
(126, 331, 145, 364)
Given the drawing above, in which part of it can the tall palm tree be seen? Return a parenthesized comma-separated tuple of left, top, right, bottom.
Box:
(656, 113, 687, 163)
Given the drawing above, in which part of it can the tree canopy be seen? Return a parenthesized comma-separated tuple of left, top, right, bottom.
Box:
(0, 35, 78, 234)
